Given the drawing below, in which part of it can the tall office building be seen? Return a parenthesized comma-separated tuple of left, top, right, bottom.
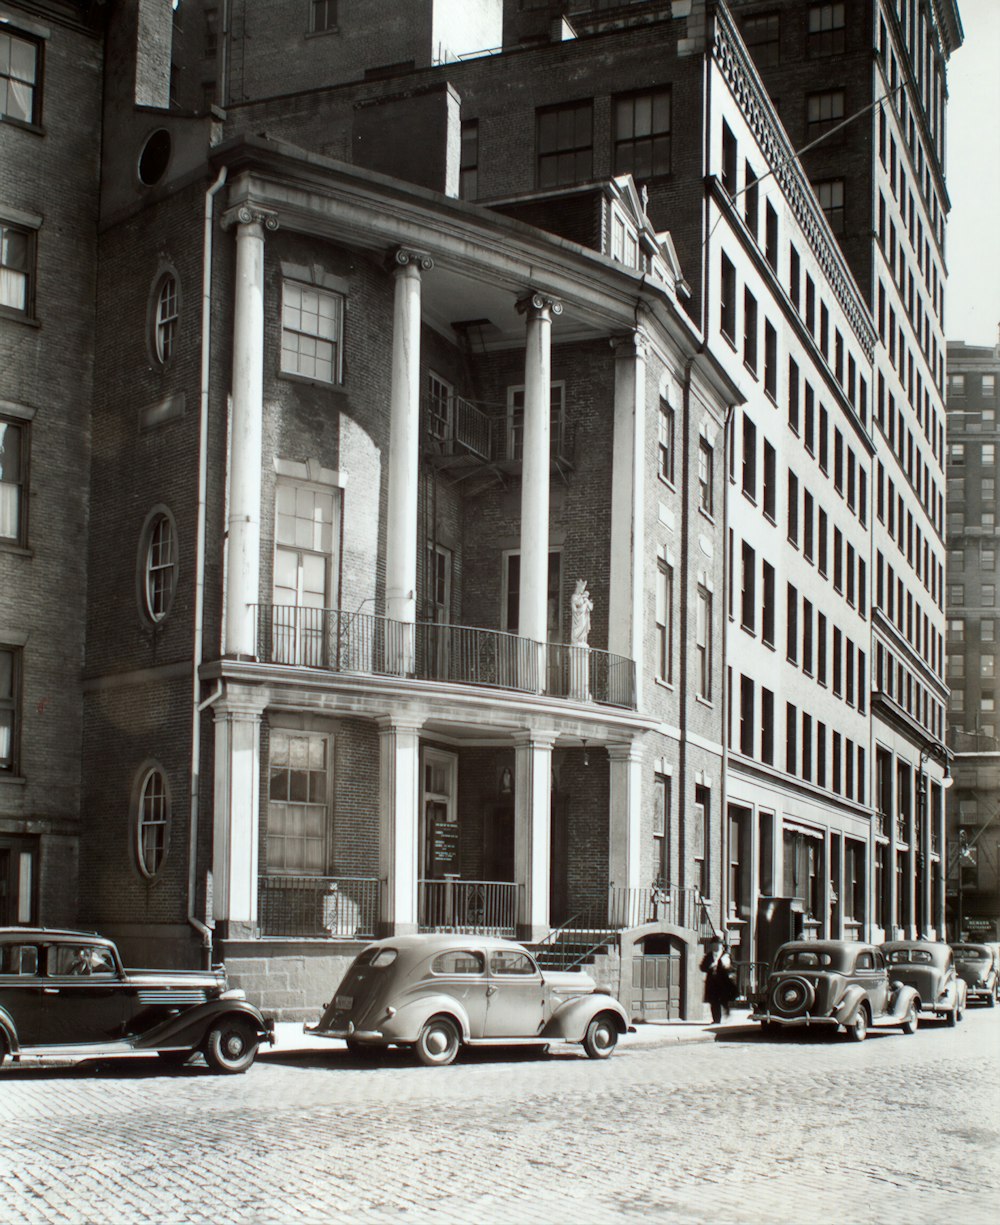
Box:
(730, 0, 963, 942)
(945, 337, 1000, 940)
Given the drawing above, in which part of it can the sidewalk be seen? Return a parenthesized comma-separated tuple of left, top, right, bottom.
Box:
(269, 1009, 757, 1055)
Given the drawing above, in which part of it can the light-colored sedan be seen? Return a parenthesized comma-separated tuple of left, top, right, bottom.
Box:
(305, 934, 633, 1066)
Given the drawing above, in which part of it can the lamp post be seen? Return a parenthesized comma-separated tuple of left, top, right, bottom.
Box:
(917, 738, 952, 939)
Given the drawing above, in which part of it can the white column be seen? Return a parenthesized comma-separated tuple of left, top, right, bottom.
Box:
(514, 732, 556, 941)
(609, 332, 648, 707)
(378, 717, 423, 934)
(223, 206, 278, 658)
(385, 248, 432, 673)
(516, 292, 562, 690)
(212, 694, 264, 931)
(608, 741, 644, 901)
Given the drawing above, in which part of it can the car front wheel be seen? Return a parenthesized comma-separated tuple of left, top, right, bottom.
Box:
(583, 1014, 619, 1060)
(203, 1018, 259, 1074)
(415, 1016, 461, 1067)
(901, 1000, 919, 1035)
(846, 1006, 868, 1042)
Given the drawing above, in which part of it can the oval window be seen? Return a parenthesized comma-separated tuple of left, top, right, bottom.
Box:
(138, 129, 172, 186)
(143, 510, 178, 622)
(136, 767, 169, 878)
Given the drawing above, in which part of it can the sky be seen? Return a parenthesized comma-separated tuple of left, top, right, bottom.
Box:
(945, 0, 1000, 348)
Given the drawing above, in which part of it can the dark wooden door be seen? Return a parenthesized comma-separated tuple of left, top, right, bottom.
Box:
(484, 802, 514, 883)
(631, 947, 682, 1020)
(549, 791, 569, 925)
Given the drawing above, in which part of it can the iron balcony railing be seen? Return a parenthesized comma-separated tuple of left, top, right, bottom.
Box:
(875, 810, 889, 838)
(896, 814, 909, 844)
(253, 606, 637, 709)
(418, 880, 518, 937)
(421, 397, 575, 468)
(257, 874, 380, 940)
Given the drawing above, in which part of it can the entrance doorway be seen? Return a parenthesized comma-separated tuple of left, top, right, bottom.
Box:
(631, 935, 683, 1020)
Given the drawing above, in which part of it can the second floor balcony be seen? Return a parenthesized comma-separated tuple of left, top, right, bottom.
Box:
(253, 605, 637, 709)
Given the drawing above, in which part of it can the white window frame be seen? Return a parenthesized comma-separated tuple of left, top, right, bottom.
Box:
(280, 280, 344, 385)
(272, 477, 342, 666)
(500, 547, 562, 641)
(143, 510, 177, 623)
(135, 766, 170, 879)
(506, 382, 566, 462)
(266, 730, 332, 876)
(0, 415, 28, 546)
(421, 747, 458, 880)
(154, 273, 178, 363)
(655, 558, 674, 685)
(427, 371, 454, 443)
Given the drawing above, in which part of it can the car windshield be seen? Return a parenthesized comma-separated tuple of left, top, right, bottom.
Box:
(887, 949, 933, 965)
(953, 947, 987, 962)
(775, 949, 834, 970)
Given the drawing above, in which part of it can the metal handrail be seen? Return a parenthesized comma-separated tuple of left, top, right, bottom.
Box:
(418, 879, 517, 936)
(253, 606, 637, 709)
(256, 874, 380, 939)
(533, 885, 709, 970)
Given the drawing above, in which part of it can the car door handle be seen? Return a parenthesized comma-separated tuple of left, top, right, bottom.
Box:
(486, 985, 497, 997)
(43, 987, 59, 994)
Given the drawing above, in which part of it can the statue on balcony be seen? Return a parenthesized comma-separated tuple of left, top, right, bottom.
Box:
(570, 579, 593, 646)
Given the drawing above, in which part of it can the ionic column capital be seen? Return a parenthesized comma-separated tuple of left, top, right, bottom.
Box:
(512, 731, 559, 752)
(516, 291, 563, 322)
(221, 205, 280, 234)
(610, 328, 651, 359)
(389, 247, 434, 274)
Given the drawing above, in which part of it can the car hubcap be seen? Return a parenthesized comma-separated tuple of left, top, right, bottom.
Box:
(225, 1032, 245, 1058)
(595, 1025, 612, 1049)
(427, 1029, 449, 1055)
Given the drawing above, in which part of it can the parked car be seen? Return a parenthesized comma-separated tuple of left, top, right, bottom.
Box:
(305, 933, 633, 1065)
(750, 940, 920, 1041)
(951, 943, 999, 1006)
(881, 941, 967, 1026)
(0, 928, 273, 1073)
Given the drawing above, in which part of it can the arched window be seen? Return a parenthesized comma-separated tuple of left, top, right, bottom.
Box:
(143, 510, 177, 622)
(153, 273, 178, 363)
(136, 767, 169, 878)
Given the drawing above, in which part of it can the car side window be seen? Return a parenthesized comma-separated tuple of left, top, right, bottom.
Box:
(0, 944, 39, 976)
(430, 951, 485, 976)
(911, 950, 932, 964)
(50, 945, 117, 977)
(855, 951, 874, 971)
(490, 950, 538, 976)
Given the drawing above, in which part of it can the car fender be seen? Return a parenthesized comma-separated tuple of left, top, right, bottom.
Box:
(379, 994, 473, 1044)
(129, 999, 273, 1051)
(833, 983, 869, 1025)
(0, 1007, 19, 1057)
(887, 982, 920, 1019)
(542, 994, 629, 1042)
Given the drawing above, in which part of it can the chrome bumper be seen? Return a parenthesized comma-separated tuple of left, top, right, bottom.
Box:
(303, 1023, 384, 1041)
(751, 1011, 838, 1028)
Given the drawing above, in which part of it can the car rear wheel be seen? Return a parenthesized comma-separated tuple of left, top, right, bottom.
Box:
(986, 991, 996, 1009)
(583, 1014, 619, 1060)
(901, 1000, 919, 1035)
(946, 1003, 959, 1027)
(846, 1006, 868, 1042)
(414, 1016, 460, 1067)
(203, 1018, 259, 1074)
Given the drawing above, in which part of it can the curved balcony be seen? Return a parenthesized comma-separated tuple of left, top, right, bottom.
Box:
(252, 605, 637, 709)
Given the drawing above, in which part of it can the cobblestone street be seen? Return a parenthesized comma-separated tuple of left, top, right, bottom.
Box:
(1, 1010, 997, 1223)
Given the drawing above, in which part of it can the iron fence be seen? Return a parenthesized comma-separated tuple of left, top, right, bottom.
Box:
(257, 875, 380, 939)
(419, 880, 518, 936)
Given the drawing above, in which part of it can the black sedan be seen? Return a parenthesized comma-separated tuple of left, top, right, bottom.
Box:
(0, 928, 273, 1073)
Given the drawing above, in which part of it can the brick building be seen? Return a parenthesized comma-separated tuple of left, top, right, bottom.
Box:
(945, 337, 1000, 940)
(0, 0, 965, 1019)
(0, 1, 104, 929)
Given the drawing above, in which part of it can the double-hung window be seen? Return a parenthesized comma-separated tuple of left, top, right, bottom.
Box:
(807, 90, 845, 141)
(0, 645, 20, 774)
(0, 220, 34, 317)
(267, 731, 330, 874)
(281, 281, 344, 384)
(698, 438, 714, 515)
(656, 559, 674, 684)
(273, 479, 341, 666)
(0, 416, 27, 546)
(658, 398, 675, 484)
(816, 179, 845, 234)
(0, 28, 40, 126)
(696, 586, 712, 700)
(808, 3, 846, 57)
(537, 100, 593, 188)
(614, 89, 671, 180)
